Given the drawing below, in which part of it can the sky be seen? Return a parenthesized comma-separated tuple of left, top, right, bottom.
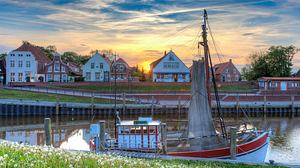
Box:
(0, 0, 300, 72)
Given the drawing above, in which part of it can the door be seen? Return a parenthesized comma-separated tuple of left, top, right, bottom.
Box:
(280, 82, 287, 91)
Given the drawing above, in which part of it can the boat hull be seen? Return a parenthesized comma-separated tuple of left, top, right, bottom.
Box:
(168, 132, 269, 163)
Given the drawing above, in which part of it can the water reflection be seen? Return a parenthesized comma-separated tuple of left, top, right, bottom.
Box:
(0, 115, 299, 165)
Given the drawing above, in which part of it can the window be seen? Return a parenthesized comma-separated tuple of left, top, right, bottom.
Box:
(95, 72, 100, 80)
(54, 74, 60, 82)
(225, 68, 229, 73)
(169, 55, 174, 61)
(10, 54, 15, 57)
(26, 54, 30, 57)
(222, 75, 226, 82)
(48, 66, 52, 72)
(269, 81, 278, 88)
(100, 63, 103, 69)
(18, 54, 23, 57)
(62, 66, 65, 72)
(235, 75, 239, 81)
(163, 62, 179, 69)
(54, 64, 60, 72)
(47, 74, 52, 81)
(18, 73, 23, 82)
(10, 61, 15, 67)
(26, 61, 30, 68)
(182, 74, 186, 80)
(233, 69, 236, 74)
(91, 63, 95, 69)
(18, 61, 23, 67)
(120, 74, 124, 79)
(85, 72, 91, 80)
(62, 74, 67, 82)
(10, 73, 15, 82)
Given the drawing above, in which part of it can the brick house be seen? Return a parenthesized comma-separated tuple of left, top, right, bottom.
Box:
(44, 53, 70, 82)
(111, 58, 132, 82)
(213, 59, 241, 82)
(258, 77, 300, 92)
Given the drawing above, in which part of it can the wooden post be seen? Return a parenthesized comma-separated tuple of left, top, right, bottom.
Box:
(236, 93, 239, 120)
(151, 96, 154, 117)
(161, 123, 167, 154)
(230, 127, 237, 160)
(263, 95, 267, 118)
(122, 93, 126, 113)
(178, 96, 181, 130)
(44, 118, 52, 146)
(291, 95, 295, 118)
(55, 96, 60, 115)
(91, 94, 95, 117)
(99, 120, 105, 152)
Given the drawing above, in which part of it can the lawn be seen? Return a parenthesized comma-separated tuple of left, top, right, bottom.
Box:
(0, 89, 113, 104)
(0, 142, 282, 168)
(46, 82, 253, 93)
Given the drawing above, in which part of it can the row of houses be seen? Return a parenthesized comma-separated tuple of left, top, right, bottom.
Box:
(1, 42, 242, 84)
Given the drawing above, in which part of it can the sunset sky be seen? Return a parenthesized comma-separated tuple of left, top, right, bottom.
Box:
(0, 0, 300, 72)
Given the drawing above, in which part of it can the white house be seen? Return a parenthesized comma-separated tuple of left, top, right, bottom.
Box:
(6, 42, 51, 84)
(82, 52, 111, 82)
(150, 51, 190, 82)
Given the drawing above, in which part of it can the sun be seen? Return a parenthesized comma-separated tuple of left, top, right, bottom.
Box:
(139, 61, 152, 73)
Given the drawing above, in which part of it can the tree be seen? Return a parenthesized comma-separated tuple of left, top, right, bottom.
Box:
(41, 45, 57, 60)
(0, 53, 6, 60)
(242, 45, 297, 81)
(140, 67, 146, 81)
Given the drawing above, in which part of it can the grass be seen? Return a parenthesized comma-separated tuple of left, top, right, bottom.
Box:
(0, 142, 283, 168)
(47, 82, 253, 93)
(0, 89, 112, 104)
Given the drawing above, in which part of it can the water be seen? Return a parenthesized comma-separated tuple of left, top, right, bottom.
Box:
(0, 115, 299, 165)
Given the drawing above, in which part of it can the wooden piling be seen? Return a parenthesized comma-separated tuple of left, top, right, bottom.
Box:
(151, 96, 154, 117)
(161, 123, 167, 154)
(99, 120, 105, 152)
(230, 127, 237, 160)
(291, 95, 295, 118)
(55, 96, 60, 115)
(236, 93, 239, 120)
(44, 118, 52, 146)
(122, 93, 126, 113)
(263, 95, 267, 119)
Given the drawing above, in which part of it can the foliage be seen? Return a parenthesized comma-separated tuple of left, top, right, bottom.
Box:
(61, 51, 89, 65)
(242, 46, 298, 80)
(0, 53, 6, 60)
(139, 67, 146, 81)
(0, 142, 281, 168)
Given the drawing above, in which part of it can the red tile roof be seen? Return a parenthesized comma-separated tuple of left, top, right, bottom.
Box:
(213, 62, 229, 75)
(13, 42, 51, 64)
(258, 77, 300, 81)
(116, 58, 129, 67)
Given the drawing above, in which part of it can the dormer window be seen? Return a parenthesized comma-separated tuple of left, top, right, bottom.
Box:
(18, 54, 23, 57)
(10, 54, 15, 57)
(26, 54, 30, 57)
(91, 63, 95, 69)
(169, 55, 174, 61)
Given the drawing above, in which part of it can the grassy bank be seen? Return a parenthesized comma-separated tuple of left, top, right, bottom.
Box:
(0, 142, 281, 168)
(47, 82, 253, 93)
(0, 89, 112, 104)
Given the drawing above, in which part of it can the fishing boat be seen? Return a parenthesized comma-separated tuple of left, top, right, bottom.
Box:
(167, 9, 269, 163)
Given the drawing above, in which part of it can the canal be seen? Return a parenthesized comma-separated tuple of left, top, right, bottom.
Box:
(0, 114, 299, 165)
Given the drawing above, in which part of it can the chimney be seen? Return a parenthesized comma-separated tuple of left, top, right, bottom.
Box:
(164, 51, 166, 56)
(229, 59, 232, 63)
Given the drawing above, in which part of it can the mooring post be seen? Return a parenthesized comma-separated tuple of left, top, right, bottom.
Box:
(44, 118, 52, 146)
(151, 96, 154, 117)
(236, 93, 239, 120)
(161, 123, 167, 154)
(91, 94, 95, 117)
(230, 127, 237, 160)
(263, 94, 267, 118)
(291, 95, 295, 118)
(55, 96, 60, 115)
(99, 120, 106, 152)
(122, 93, 126, 113)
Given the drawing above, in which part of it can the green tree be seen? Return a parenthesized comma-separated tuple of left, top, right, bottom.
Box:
(0, 53, 7, 60)
(242, 45, 297, 80)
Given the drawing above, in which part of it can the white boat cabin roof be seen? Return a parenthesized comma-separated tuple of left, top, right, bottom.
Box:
(118, 117, 161, 126)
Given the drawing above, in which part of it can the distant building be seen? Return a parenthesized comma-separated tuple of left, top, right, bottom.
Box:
(82, 52, 110, 82)
(150, 51, 190, 82)
(0, 59, 6, 85)
(213, 59, 241, 82)
(44, 53, 69, 82)
(258, 77, 300, 92)
(6, 42, 51, 84)
(111, 58, 132, 82)
(66, 61, 83, 81)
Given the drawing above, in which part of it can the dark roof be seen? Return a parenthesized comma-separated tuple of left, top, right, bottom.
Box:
(13, 42, 51, 64)
(116, 58, 129, 67)
(213, 62, 229, 75)
(150, 51, 176, 69)
(258, 77, 300, 81)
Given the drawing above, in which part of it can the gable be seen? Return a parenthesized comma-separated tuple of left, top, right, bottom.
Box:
(153, 51, 189, 73)
(83, 54, 110, 70)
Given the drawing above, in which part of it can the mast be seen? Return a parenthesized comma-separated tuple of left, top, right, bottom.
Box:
(201, 9, 227, 138)
(114, 53, 117, 141)
(201, 9, 211, 106)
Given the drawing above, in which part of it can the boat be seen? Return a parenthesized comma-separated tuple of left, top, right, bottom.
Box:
(167, 9, 269, 163)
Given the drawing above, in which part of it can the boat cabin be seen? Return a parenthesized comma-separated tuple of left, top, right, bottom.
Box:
(117, 117, 161, 151)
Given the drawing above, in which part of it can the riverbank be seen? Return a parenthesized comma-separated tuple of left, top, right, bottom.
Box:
(0, 89, 113, 104)
(0, 141, 281, 168)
